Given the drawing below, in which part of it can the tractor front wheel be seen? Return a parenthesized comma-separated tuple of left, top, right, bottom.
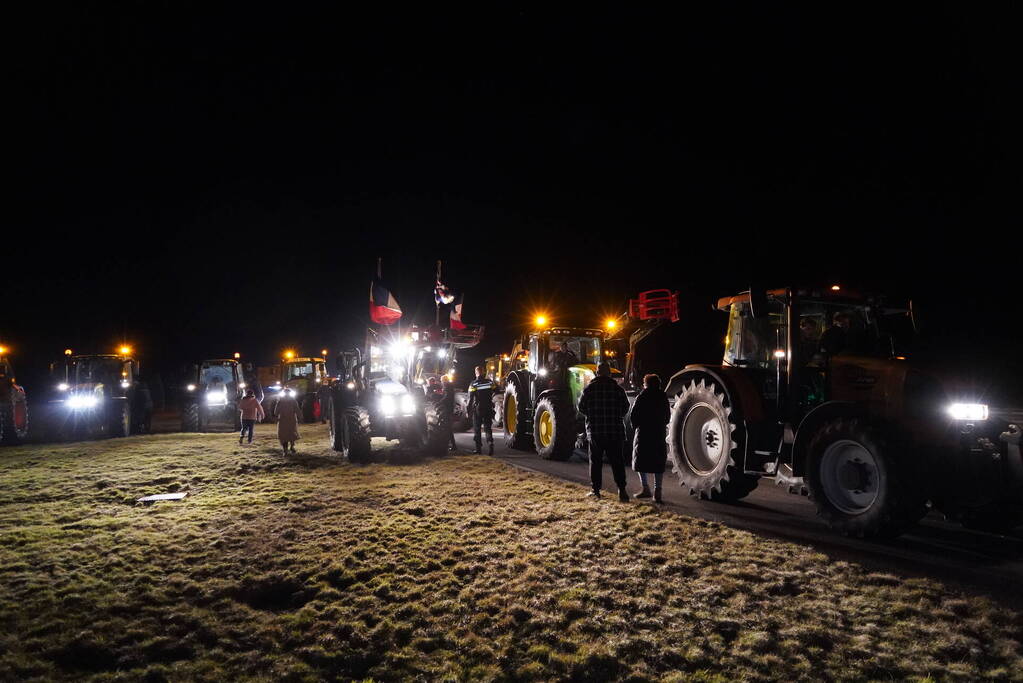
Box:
(503, 382, 533, 451)
(668, 377, 759, 501)
(805, 418, 927, 538)
(533, 396, 576, 461)
(110, 402, 132, 439)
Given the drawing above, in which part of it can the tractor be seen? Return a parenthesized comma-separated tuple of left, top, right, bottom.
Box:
(49, 348, 153, 440)
(181, 358, 246, 432)
(502, 324, 606, 460)
(0, 345, 29, 445)
(482, 347, 527, 429)
(263, 353, 328, 423)
(405, 324, 482, 431)
(324, 349, 374, 463)
(664, 286, 1023, 537)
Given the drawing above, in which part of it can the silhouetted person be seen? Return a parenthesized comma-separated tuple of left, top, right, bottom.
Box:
(578, 361, 631, 501)
(466, 366, 495, 455)
(629, 374, 670, 502)
(238, 390, 264, 444)
(820, 312, 851, 356)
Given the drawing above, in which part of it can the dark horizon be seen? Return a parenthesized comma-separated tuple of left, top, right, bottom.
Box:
(6, 4, 1021, 392)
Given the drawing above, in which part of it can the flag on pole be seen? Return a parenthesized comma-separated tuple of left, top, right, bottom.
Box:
(434, 280, 455, 305)
(449, 293, 466, 330)
(369, 280, 402, 325)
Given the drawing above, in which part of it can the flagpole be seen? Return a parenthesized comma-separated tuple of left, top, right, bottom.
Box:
(435, 260, 442, 328)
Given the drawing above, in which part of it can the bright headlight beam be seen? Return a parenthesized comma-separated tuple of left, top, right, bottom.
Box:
(947, 403, 988, 421)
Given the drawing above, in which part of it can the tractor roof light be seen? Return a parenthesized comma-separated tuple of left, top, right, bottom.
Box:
(0, 345, 7, 355)
(321, 349, 328, 356)
(605, 319, 617, 330)
(118, 345, 132, 356)
(64, 348, 73, 356)
(284, 350, 295, 360)
(831, 285, 841, 291)
(534, 314, 547, 327)
(234, 352, 241, 359)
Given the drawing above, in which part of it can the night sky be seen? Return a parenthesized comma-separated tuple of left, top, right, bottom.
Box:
(7, 4, 1021, 393)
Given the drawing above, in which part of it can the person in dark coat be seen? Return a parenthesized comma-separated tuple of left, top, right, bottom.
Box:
(578, 361, 631, 501)
(629, 374, 670, 502)
(437, 376, 458, 452)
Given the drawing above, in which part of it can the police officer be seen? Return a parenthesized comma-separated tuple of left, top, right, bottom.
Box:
(466, 365, 495, 455)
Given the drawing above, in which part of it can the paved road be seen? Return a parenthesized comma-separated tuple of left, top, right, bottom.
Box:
(453, 427, 1023, 604)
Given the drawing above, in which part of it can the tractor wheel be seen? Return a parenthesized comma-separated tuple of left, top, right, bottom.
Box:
(301, 395, 317, 423)
(503, 381, 533, 451)
(533, 396, 576, 461)
(181, 402, 200, 432)
(346, 406, 373, 463)
(424, 401, 449, 457)
(668, 377, 759, 501)
(492, 393, 504, 429)
(110, 402, 132, 439)
(452, 393, 471, 432)
(805, 418, 927, 538)
(959, 502, 1023, 534)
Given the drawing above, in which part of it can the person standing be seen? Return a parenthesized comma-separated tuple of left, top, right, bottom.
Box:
(629, 374, 670, 502)
(238, 389, 265, 444)
(439, 376, 458, 452)
(275, 390, 301, 454)
(466, 366, 495, 455)
(578, 361, 631, 501)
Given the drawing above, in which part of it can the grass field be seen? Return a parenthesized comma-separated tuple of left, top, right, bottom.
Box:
(0, 424, 1020, 681)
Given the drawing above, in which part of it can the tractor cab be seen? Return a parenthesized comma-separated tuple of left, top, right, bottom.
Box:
(526, 327, 605, 397)
(181, 359, 244, 432)
(718, 287, 916, 421)
(49, 350, 152, 439)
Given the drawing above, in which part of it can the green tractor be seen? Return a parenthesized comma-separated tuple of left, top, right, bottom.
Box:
(181, 358, 245, 432)
(502, 325, 606, 460)
(0, 345, 29, 445)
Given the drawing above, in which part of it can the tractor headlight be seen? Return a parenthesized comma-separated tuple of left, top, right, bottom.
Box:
(207, 389, 228, 405)
(947, 403, 988, 421)
(380, 394, 396, 417)
(538, 368, 548, 377)
(346, 382, 355, 390)
(400, 393, 416, 415)
(120, 380, 131, 389)
(57, 383, 69, 392)
(67, 394, 98, 410)
(186, 384, 196, 392)
(239, 382, 246, 389)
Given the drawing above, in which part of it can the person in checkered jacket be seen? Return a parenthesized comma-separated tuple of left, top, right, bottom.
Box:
(578, 361, 631, 501)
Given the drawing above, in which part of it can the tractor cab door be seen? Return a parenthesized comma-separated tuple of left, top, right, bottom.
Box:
(723, 299, 788, 415)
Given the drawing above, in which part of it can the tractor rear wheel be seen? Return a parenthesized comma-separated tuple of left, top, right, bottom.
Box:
(110, 402, 132, 439)
(533, 396, 576, 461)
(503, 381, 533, 450)
(805, 418, 927, 538)
(181, 402, 200, 432)
(668, 377, 759, 501)
(301, 395, 316, 423)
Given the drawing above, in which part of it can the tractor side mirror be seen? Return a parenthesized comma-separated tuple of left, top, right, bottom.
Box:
(749, 287, 768, 319)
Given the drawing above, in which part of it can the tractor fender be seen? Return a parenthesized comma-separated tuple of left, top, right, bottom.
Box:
(535, 388, 570, 407)
(505, 369, 534, 410)
(791, 401, 865, 477)
(664, 365, 766, 423)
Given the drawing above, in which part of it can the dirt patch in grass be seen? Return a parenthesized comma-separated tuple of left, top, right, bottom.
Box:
(0, 424, 1021, 681)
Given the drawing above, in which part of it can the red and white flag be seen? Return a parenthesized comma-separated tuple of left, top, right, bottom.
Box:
(369, 280, 402, 325)
(449, 293, 466, 330)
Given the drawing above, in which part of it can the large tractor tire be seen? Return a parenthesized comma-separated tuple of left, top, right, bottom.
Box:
(668, 377, 759, 501)
(424, 401, 450, 457)
(959, 502, 1023, 534)
(805, 418, 927, 538)
(452, 393, 471, 432)
(329, 396, 373, 463)
(181, 402, 200, 432)
(301, 395, 317, 424)
(503, 381, 533, 451)
(533, 396, 576, 461)
(109, 402, 132, 439)
(492, 393, 504, 429)
(0, 398, 28, 445)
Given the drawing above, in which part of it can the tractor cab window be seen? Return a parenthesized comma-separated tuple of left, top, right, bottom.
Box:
(723, 302, 787, 369)
(800, 303, 871, 357)
(71, 358, 121, 384)
(284, 362, 315, 381)
(201, 363, 235, 390)
(527, 336, 540, 374)
(548, 335, 602, 367)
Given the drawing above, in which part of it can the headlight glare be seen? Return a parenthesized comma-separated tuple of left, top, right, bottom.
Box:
(947, 403, 988, 421)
